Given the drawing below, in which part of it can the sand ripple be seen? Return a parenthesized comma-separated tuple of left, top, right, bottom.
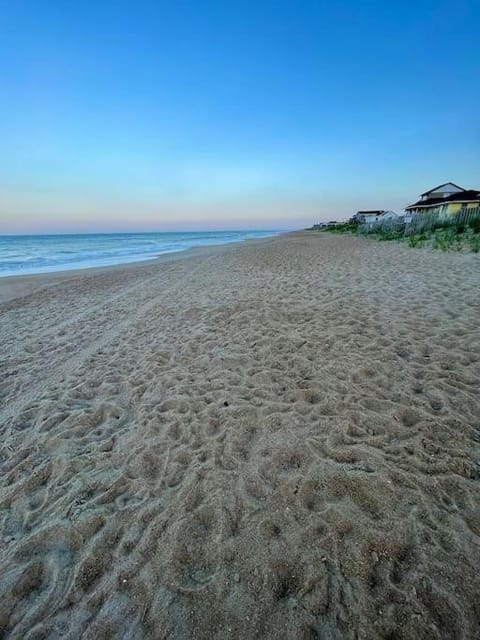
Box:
(1, 233, 479, 639)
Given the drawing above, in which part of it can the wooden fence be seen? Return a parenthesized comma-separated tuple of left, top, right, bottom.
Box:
(358, 205, 480, 236)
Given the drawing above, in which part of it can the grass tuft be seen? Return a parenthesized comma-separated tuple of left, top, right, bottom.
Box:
(314, 210, 480, 253)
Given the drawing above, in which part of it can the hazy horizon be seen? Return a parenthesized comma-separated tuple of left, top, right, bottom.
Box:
(0, 227, 283, 237)
(1, 1, 479, 234)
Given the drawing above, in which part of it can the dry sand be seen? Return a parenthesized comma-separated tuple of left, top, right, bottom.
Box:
(1, 232, 479, 640)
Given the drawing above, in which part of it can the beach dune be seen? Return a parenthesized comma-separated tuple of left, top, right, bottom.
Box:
(1, 232, 479, 639)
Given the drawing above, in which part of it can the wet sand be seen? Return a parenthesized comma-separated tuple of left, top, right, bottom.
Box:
(1, 231, 479, 639)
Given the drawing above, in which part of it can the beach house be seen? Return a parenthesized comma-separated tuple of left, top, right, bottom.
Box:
(353, 210, 386, 224)
(405, 183, 480, 218)
(353, 210, 400, 224)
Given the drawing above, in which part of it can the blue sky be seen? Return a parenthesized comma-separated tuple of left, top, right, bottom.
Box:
(1, 0, 479, 232)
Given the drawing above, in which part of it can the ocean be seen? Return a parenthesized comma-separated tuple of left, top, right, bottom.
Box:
(0, 230, 279, 277)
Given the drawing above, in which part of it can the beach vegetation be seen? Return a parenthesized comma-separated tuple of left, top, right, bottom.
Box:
(468, 216, 480, 234)
(316, 210, 480, 253)
(469, 235, 480, 253)
(407, 234, 422, 248)
(323, 221, 358, 233)
(377, 229, 402, 241)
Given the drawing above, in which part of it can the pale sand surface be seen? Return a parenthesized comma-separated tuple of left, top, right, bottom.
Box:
(1, 232, 479, 639)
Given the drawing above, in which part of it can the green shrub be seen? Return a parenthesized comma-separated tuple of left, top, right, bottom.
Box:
(378, 230, 402, 241)
(324, 221, 358, 233)
(468, 216, 480, 234)
(433, 234, 449, 251)
(407, 235, 421, 248)
(470, 236, 480, 253)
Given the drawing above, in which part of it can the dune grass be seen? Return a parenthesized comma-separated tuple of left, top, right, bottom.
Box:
(318, 214, 480, 253)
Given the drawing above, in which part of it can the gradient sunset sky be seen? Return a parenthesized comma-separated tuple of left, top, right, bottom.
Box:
(1, 0, 479, 233)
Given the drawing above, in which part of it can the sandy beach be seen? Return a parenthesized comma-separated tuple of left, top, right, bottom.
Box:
(1, 231, 479, 639)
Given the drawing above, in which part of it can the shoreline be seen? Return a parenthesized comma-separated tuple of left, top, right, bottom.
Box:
(0, 229, 283, 281)
(0, 231, 288, 304)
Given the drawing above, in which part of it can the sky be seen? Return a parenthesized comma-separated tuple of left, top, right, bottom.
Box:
(1, 0, 479, 233)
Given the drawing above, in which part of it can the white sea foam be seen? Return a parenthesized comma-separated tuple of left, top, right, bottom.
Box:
(0, 230, 279, 277)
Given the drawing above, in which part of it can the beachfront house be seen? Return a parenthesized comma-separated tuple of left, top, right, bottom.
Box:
(405, 183, 480, 218)
(353, 210, 400, 224)
(378, 210, 401, 222)
(353, 210, 386, 224)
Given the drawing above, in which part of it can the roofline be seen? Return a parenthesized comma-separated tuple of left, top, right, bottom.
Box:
(420, 182, 465, 196)
(355, 210, 386, 215)
(406, 199, 480, 210)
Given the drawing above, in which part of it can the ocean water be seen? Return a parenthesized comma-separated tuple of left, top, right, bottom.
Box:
(0, 230, 279, 277)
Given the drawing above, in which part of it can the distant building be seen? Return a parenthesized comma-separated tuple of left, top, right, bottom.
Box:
(405, 183, 480, 217)
(353, 210, 385, 223)
(353, 210, 400, 224)
(378, 210, 401, 222)
(309, 220, 344, 229)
